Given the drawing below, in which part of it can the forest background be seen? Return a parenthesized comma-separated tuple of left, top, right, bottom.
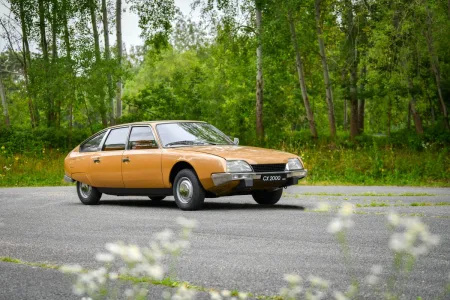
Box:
(0, 0, 449, 187)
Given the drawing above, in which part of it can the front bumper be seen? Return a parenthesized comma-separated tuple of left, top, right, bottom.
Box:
(64, 175, 75, 183)
(211, 169, 307, 187)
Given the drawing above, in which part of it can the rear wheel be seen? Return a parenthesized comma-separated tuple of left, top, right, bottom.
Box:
(252, 189, 283, 205)
(173, 169, 205, 211)
(148, 196, 165, 201)
(76, 181, 102, 205)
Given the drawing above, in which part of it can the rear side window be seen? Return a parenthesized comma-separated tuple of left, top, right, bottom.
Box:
(128, 126, 158, 150)
(80, 131, 107, 152)
(103, 127, 129, 151)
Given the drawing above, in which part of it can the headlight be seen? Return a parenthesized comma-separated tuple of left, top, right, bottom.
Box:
(286, 158, 303, 171)
(226, 160, 253, 172)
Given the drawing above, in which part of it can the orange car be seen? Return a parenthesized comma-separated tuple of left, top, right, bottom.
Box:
(64, 121, 307, 210)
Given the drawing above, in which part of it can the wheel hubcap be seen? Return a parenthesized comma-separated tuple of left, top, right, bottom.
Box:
(80, 183, 91, 198)
(177, 177, 193, 204)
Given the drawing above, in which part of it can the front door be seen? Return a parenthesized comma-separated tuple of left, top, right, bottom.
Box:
(122, 126, 164, 188)
(89, 127, 130, 188)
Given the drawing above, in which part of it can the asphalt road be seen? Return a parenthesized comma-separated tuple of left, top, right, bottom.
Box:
(0, 185, 449, 299)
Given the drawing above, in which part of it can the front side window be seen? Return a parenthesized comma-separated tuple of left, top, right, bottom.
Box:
(128, 126, 158, 150)
(103, 127, 129, 151)
(80, 131, 107, 152)
(157, 122, 233, 147)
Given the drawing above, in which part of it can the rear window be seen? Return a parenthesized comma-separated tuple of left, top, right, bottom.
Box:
(80, 131, 107, 152)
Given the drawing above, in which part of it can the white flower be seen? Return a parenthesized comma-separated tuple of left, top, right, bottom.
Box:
(60, 264, 83, 274)
(238, 292, 248, 299)
(387, 212, 400, 226)
(284, 273, 302, 285)
(221, 290, 231, 297)
(105, 242, 124, 255)
(125, 245, 143, 262)
(339, 203, 354, 217)
(176, 217, 198, 229)
(333, 291, 348, 300)
(95, 252, 114, 263)
(327, 219, 343, 234)
(154, 229, 174, 241)
(147, 264, 164, 280)
(210, 291, 223, 300)
(109, 272, 119, 280)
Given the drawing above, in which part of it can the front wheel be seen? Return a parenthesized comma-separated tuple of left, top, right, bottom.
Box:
(252, 189, 283, 205)
(76, 181, 102, 205)
(173, 169, 205, 211)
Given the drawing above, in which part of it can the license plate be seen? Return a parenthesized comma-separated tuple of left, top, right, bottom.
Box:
(261, 174, 286, 182)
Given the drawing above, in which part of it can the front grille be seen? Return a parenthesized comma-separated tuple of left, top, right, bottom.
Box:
(251, 164, 286, 173)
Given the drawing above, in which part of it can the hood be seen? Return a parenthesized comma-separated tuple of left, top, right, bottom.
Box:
(173, 145, 296, 165)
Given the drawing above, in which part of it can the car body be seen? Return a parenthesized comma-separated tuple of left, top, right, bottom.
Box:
(64, 121, 307, 210)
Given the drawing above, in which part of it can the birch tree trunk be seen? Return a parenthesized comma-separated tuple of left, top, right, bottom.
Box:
(101, 0, 114, 125)
(358, 63, 366, 133)
(344, 0, 359, 140)
(288, 11, 318, 139)
(0, 76, 10, 127)
(38, 0, 52, 127)
(116, 0, 123, 120)
(89, 0, 107, 127)
(17, 0, 36, 127)
(255, 4, 264, 141)
(314, 0, 336, 139)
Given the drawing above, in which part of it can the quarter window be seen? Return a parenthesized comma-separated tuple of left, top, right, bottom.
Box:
(103, 127, 129, 151)
(128, 127, 158, 150)
(80, 131, 107, 152)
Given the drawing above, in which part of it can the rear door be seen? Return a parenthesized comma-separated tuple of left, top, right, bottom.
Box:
(122, 126, 164, 188)
(89, 127, 130, 188)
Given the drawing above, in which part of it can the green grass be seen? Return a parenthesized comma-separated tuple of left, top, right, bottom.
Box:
(0, 256, 284, 299)
(301, 192, 438, 197)
(1, 145, 449, 187)
(410, 202, 450, 207)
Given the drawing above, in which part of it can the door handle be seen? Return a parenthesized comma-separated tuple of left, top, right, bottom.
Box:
(92, 157, 100, 163)
(122, 157, 130, 163)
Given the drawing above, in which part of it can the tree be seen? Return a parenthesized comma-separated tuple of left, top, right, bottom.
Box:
(255, 1, 264, 141)
(315, 0, 336, 139)
(116, 0, 122, 120)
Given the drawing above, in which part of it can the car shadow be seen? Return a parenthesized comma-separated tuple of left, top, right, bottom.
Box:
(97, 199, 305, 211)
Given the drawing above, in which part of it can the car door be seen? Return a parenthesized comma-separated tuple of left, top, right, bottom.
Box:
(89, 127, 130, 188)
(122, 126, 164, 188)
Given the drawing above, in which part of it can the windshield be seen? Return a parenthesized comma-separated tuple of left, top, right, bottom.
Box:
(156, 122, 233, 147)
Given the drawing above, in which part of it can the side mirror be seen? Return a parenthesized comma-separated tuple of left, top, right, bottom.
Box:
(233, 138, 239, 145)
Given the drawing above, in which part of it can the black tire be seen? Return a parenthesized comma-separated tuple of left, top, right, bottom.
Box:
(148, 196, 166, 201)
(76, 181, 102, 205)
(252, 189, 283, 205)
(173, 169, 205, 211)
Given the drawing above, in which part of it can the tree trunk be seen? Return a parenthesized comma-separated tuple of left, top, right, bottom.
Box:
(314, 0, 336, 139)
(18, 0, 36, 127)
(89, 0, 107, 127)
(424, 6, 449, 130)
(38, 0, 52, 127)
(0, 76, 10, 127)
(115, 0, 123, 120)
(407, 77, 424, 135)
(344, 0, 359, 140)
(101, 0, 114, 125)
(255, 4, 264, 141)
(387, 97, 392, 137)
(51, 0, 60, 127)
(288, 11, 317, 139)
(358, 63, 366, 133)
(62, 0, 75, 145)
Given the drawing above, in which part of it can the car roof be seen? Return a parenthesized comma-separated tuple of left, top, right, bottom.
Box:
(107, 120, 205, 130)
